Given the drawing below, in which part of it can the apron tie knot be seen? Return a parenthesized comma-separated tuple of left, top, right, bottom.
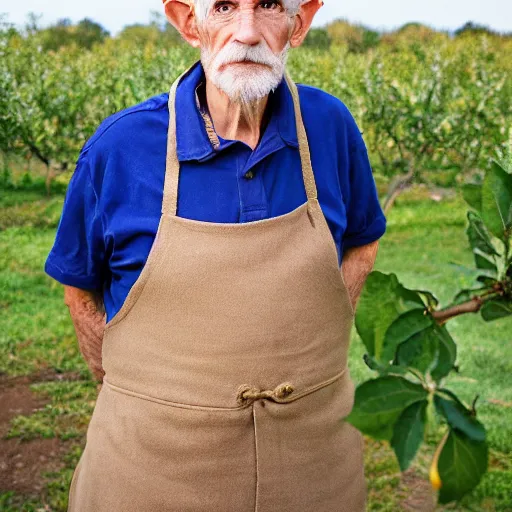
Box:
(236, 382, 295, 406)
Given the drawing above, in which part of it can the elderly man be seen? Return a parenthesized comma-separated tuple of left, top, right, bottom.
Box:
(45, 0, 386, 510)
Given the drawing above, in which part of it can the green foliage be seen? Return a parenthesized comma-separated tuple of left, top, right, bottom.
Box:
(354, 271, 425, 361)
(303, 28, 331, 50)
(0, 28, 198, 174)
(327, 18, 380, 53)
(458, 159, 512, 320)
(454, 22, 503, 38)
(35, 17, 110, 51)
(347, 376, 428, 441)
(362, 43, 510, 195)
(350, 159, 512, 503)
(1, 19, 510, 196)
(383, 23, 448, 50)
(481, 161, 512, 241)
(434, 391, 486, 441)
(117, 23, 182, 47)
(381, 308, 434, 363)
(390, 399, 428, 471)
(348, 270, 489, 503)
(437, 429, 488, 504)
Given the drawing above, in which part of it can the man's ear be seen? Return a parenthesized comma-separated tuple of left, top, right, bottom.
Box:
(289, 0, 323, 48)
(163, 0, 201, 48)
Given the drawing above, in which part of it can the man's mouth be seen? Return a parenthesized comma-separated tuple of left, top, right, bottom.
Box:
(219, 60, 269, 71)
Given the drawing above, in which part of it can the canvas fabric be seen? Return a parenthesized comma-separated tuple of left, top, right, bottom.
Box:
(67, 65, 366, 512)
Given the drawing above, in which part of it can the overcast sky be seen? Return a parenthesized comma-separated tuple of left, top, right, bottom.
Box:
(2, 0, 511, 35)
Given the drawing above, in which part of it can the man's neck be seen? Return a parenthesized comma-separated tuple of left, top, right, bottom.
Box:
(204, 79, 272, 151)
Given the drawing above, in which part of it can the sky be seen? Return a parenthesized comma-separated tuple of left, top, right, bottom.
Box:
(1, 0, 511, 36)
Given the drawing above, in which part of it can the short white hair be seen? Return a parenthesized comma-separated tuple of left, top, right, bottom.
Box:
(193, 0, 305, 22)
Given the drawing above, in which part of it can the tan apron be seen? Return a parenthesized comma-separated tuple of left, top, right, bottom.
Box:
(67, 66, 366, 512)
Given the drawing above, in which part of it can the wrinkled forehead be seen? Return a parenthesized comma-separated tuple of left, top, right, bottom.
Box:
(193, 0, 303, 20)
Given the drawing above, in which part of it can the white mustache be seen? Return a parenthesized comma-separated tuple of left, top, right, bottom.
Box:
(201, 40, 290, 103)
(212, 41, 284, 70)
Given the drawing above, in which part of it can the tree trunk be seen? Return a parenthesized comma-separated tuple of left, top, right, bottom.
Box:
(45, 162, 56, 196)
(382, 167, 415, 214)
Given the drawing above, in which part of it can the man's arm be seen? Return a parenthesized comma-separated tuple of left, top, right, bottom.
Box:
(341, 240, 379, 314)
(64, 285, 106, 383)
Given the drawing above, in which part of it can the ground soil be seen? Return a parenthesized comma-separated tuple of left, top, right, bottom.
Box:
(0, 370, 82, 496)
(399, 468, 436, 511)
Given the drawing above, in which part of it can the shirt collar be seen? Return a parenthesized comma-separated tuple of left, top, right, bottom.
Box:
(194, 79, 221, 150)
(174, 60, 299, 162)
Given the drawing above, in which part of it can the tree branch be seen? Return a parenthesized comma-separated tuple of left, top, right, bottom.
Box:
(431, 297, 484, 324)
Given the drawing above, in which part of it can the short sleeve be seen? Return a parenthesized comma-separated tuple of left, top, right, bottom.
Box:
(44, 150, 105, 291)
(341, 127, 387, 257)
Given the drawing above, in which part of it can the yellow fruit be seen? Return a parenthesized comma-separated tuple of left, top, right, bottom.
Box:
(430, 430, 449, 491)
(429, 461, 442, 490)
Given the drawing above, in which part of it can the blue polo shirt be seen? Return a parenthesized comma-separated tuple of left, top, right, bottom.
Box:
(44, 60, 386, 323)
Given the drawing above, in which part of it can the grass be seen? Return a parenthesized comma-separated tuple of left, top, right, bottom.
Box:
(0, 181, 511, 511)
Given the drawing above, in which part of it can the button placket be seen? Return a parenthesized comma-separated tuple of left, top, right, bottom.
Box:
(238, 161, 268, 221)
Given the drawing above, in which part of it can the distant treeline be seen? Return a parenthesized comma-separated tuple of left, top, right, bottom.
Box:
(3, 11, 511, 53)
(2, 11, 510, 202)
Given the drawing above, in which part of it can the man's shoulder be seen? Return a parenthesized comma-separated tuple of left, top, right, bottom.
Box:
(296, 83, 352, 120)
(295, 83, 361, 144)
(82, 92, 169, 154)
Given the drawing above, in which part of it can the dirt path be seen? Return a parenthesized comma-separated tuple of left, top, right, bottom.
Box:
(399, 469, 436, 511)
(0, 370, 83, 496)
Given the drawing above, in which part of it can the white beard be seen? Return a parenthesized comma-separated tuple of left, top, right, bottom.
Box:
(200, 40, 290, 104)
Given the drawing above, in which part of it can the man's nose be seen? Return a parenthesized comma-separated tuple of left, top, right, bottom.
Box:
(233, 11, 261, 46)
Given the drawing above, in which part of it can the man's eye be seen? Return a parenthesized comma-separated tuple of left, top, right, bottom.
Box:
(259, 1, 279, 9)
(215, 2, 234, 13)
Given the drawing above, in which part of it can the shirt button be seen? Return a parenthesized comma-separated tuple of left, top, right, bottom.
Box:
(244, 170, 255, 180)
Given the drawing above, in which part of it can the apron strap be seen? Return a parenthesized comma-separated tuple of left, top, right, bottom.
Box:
(162, 65, 318, 216)
(283, 70, 318, 203)
(162, 67, 188, 216)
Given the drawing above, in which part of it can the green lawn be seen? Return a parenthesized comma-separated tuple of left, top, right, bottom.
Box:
(0, 183, 511, 511)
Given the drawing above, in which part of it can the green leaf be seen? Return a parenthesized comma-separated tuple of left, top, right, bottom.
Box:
(451, 287, 488, 307)
(437, 429, 488, 504)
(430, 325, 457, 382)
(391, 400, 428, 471)
(395, 322, 456, 381)
(127, 78, 143, 102)
(363, 353, 381, 371)
(481, 160, 512, 241)
(363, 354, 409, 376)
(474, 253, 498, 274)
(346, 376, 428, 441)
(466, 211, 500, 257)
(476, 276, 498, 287)
(480, 299, 512, 321)
(447, 262, 480, 276)
(434, 391, 486, 442)
(382, 309, 433, 363)
(355, 272, 426, 362)
(395, 327, 439, 375)
(462, 183, 482, 212)
(410, 289, 440, 309)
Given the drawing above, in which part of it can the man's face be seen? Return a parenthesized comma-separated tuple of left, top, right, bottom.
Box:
(196, 1, 298, 103)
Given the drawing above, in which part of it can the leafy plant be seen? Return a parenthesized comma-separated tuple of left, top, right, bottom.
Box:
(347, 159, 512, 503)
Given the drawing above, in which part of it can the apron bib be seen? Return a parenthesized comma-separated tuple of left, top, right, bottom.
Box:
(67, 66, 366, 512)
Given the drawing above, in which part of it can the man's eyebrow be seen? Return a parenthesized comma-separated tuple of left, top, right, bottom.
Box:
(212, 0, 238, 6)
